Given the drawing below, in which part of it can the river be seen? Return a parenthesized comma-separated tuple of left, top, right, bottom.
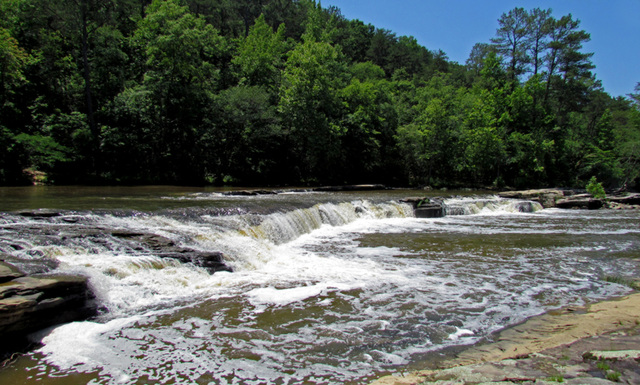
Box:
(0, 186, 638, 384)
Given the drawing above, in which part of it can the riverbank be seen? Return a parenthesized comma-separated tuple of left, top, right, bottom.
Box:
(372, 292, 640, 384)
(498, 188, 640, 210)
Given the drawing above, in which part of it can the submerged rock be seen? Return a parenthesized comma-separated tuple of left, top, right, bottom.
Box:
(222, 190, 279, 196)
(112, 232, 233, 273)
(14, 209, 62, 218)
(314, 184, 387, 192)
(372, 294, 640, 385)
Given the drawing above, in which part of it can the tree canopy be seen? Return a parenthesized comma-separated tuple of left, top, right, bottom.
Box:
(0, 0, 638, 189)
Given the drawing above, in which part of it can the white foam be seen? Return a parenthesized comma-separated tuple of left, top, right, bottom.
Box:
(11, 197, 638, 384)
(448, 327, 475, 341)
(247, 285, 328, 307)
(36, 316, 140, 370)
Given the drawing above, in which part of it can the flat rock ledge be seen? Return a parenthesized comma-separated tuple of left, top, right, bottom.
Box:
(499, 189, 640, 210)
(0, 259, 97, 357)
(372, 293, 640, 385)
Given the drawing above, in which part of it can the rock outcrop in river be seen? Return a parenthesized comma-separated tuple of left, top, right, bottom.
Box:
(1, 256, 96, 355)
(0, 212, 234, 357)
(111, 231, 233, 273)
(499, 189, 640, 210)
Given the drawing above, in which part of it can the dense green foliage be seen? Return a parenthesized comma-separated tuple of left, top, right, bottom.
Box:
(586, 176, 605, 199)
(0, 0, 638, 187)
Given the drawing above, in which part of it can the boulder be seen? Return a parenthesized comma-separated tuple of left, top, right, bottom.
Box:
(415, 203, 445, 218)
(0, 272, 97, 353)
(400, 198, 446, 218)
(160, 251, 232, 273)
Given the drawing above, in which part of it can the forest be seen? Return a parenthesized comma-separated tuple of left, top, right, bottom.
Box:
(1, 0, 639, 188)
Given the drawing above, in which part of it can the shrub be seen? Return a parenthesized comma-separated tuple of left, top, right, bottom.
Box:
(586, 176, 606, 199)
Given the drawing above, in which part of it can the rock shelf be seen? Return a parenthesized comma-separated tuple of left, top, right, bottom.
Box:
(0, 256, 97, 357)
(372, 293, 640, 385)
(499, 189, 640, 210)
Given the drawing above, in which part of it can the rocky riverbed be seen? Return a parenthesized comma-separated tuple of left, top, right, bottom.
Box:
(1, 187, 638, 379)
(372, 292, 640, 385)
(0, 211, 234, 360)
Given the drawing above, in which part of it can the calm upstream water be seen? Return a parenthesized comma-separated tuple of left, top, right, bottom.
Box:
(0, 186, 639, 384)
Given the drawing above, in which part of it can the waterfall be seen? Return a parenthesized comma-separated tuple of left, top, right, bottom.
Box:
(443, 196, 543, 216)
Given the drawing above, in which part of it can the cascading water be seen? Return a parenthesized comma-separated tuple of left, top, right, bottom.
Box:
(0, 190, 638, 385)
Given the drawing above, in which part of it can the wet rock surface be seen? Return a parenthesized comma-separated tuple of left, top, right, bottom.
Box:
(390, 328, 640, 385)
(400, 198, 446, 218)
(372, 294, 640, 385)
(500, 189, 640, 210)
(0, 212, 233, 358)
(556, 194, 605, 209)
(0, 259, 97, 357)
(111, 232, 232, 273)
(499, 189, 570, 208)
(0, 213, 233, 275)
(0, 260, 25, 283)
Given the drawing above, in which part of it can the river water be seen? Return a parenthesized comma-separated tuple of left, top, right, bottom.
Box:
(0, 187, 638, 384)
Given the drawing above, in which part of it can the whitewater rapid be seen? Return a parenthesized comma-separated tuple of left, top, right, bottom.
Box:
(1, 193, 638, 384)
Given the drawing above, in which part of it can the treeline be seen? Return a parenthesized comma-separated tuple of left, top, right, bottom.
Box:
(1, 0, 639, 188)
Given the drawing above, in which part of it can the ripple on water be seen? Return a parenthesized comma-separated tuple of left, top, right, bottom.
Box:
(0, 197, 638, 384)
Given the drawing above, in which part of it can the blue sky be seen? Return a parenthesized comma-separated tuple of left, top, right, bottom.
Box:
(321, 0, 639, 98)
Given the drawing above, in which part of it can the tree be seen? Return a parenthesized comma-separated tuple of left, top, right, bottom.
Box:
(526, 8, 552, 76)
(0, 23, 30, 183)
(459, 89, 506, 185)
(334, 19, 374, 63)
(630, 83, 640, 109)
(34, 0, 118, 169)
(339, 77, 397, 182)
(366, 28, 396, 76)
(466, 43, 495, 77)
(491, 7, 531, 82)
(116, 0, 227, 182)
(279, 38, 348, 183)
(232, 14, 286, 91)
(396, 75, 462, 185)
(0, 27, 27, 105)
(614, 85, 640, 188)
(201, 85, 283, 184)
(586, 176, 605, 199)
(544, 14, 595, 110)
